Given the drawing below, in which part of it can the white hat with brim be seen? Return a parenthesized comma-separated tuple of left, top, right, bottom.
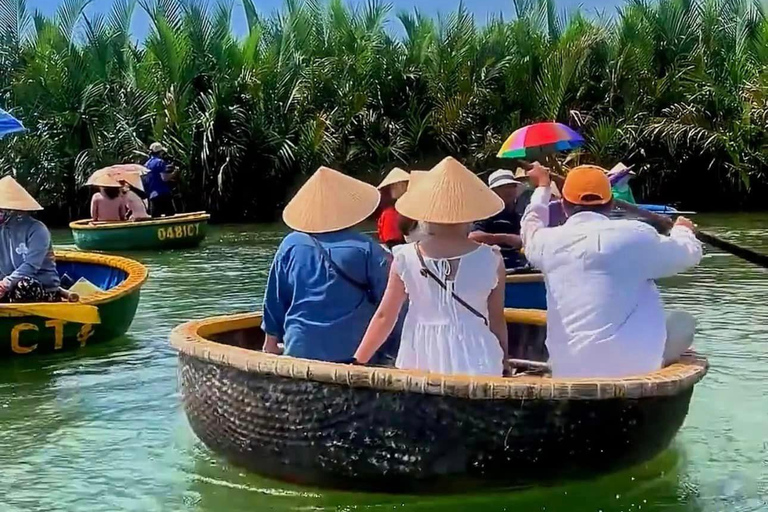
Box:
(396, 157, 504, 224)
(283, 166, 381, 234)
(377, 167, 410, 189)
(0, 176, 43, 211)
(488, 169, 522, 189)
(149, 142, 167, 153)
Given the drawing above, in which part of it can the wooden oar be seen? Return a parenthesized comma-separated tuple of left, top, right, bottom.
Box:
(0, 303, 101, 324)
(545, 172, 768, 268)
(612, 199, 768, 268)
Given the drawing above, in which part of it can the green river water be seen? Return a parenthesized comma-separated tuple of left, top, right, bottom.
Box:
(0, 214, 766, 512)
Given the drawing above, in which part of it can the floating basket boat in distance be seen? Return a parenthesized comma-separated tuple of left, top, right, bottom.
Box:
(70, 212, 210, 251)
(0, 251, 147, 357)
(171, 310, 707, 492)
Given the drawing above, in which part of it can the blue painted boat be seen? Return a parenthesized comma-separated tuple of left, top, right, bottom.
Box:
(505, 272, 546, 310)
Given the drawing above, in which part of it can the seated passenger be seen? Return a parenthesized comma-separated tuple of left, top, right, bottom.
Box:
(90, 175, 126, 222)
(469, 169, 525, 268)
(354, 157, 509, 376)
(0, 176, 61, 303)
(120, 182, 150, 220)
(376, 168, 410, 249)
(261, 166, 394, 363)
(521, 164, 703, 378)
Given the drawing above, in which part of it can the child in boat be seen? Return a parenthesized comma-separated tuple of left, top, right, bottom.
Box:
(0, 176, 62, 303)
(376, 168, 410, 249)
(354, 157, 509, 376)
(90, 175, 126, 222)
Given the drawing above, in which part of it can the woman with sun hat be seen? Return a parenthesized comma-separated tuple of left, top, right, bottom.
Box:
(353, 157, 509, 376)
(0, 176, 61, 303)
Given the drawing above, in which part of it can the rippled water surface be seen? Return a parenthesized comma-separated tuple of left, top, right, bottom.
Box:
(0, 215, 766, 511)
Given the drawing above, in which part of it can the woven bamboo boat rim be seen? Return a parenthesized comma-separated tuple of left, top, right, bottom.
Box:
(170, 310, 708, 401)
(69, 212, 210, 231)
(0, 250, 148, 317)
(506, 273, 544, 284)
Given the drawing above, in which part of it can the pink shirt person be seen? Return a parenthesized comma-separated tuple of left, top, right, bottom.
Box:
(90, 188, 126, 222)
(122, 189, 149, 220)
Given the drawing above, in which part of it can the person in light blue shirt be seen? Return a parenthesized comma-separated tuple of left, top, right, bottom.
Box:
(262, 166, 398, 363)
(0, 176, 60, 302)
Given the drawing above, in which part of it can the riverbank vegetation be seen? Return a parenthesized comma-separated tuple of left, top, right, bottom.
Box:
(1, 0, 767, 222)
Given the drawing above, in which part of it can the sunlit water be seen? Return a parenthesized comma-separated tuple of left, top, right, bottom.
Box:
(0, 215, 766, 511)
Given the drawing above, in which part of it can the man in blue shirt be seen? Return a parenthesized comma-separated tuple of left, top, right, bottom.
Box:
(469, 169, 525, 268)
(143, 142, 177, 217)
(262, 166, 397, 363)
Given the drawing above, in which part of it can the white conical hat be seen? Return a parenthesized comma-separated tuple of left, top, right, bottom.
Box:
(377, 167, 410, 189)
(0, 176, 43, 211)
(283, 166, 381, 233)
(396, 157, 503, 224)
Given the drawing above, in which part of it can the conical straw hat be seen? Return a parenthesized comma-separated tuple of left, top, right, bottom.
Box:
(396, 157, 504, 224)
(407, 170, 429, 190)
(283, 166, 381, 234)
(86, 168, 123, 188)
(377, 167, 410, 189)
(89, 165, 146, 192)
(0, 176, 43, 211)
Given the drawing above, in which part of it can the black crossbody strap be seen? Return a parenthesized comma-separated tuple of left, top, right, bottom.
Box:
(414, 243, 489, 326)
(309, 236, 375, 305)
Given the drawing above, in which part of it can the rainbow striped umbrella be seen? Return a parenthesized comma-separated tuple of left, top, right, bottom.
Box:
(497, 122, 584, 160)
(0, 108, 25, 139)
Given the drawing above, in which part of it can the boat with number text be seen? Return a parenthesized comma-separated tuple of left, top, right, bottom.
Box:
(70, 212, 210, 251)
(171, 309, 707, 492)
(1, 251, 147, 357)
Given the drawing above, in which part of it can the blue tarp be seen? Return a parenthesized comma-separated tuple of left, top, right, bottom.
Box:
(57, 262, 127, 291)
(0, 108, 25, 139)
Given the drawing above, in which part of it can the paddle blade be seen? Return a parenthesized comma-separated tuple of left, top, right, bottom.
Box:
(696, 231, 768, 268)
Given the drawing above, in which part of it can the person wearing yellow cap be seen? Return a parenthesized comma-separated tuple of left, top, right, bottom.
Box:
(261, 166, 397, 363)
(521, 164, 703, 378)
(0, 176, 61, 302)
(353, 157, 509, 376)
(376, 167, 410, 249)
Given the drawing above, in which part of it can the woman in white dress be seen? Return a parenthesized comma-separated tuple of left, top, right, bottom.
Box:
(354, 157, 509, 376)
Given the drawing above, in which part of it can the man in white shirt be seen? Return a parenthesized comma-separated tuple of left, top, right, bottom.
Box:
(521, 164, 703, 378)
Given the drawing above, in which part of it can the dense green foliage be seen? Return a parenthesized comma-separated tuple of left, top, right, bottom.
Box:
(1, 0, 767, 222)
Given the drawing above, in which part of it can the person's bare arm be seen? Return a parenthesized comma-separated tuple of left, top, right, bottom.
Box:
(487, 256, 509, 373)
(354, 266, 407, 364)
(468, 231, 522, 249)
(263, 334, 283, 355)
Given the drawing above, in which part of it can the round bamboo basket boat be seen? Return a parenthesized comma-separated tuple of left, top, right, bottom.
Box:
(70, 212, 210, 251)
(0, 251, 147, 357)
(171, 310, 707, 492)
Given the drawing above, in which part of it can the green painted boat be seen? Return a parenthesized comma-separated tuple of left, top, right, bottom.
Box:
(0, 251, 148, 357)
(70, 212, 210, 251)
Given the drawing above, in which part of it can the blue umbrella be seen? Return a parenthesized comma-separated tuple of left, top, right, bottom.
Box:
(0, 108, 25, 139)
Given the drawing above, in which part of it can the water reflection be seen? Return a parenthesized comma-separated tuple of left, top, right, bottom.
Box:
(0, 217, 765, 511)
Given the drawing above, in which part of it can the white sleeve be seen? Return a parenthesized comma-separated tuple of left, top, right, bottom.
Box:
(520, 186, 552, 270)
(641, 225, 703, 279)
